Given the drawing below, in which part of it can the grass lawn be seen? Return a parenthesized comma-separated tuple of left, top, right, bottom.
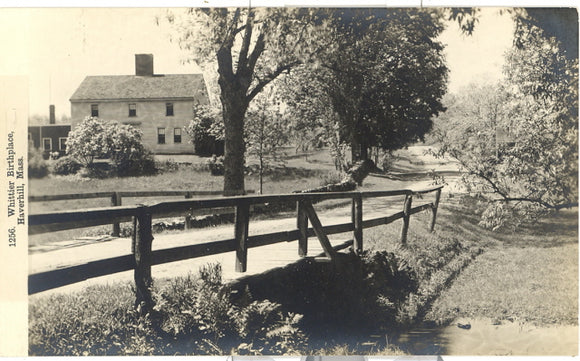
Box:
(29, 149, 340, 213)
(424, 200, 578, 327)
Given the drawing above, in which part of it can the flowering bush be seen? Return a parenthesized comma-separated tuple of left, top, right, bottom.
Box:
(67, 117, 156, 177)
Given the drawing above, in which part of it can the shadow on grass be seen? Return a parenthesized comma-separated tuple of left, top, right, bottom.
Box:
(438, 198, 578, 249)
(228, 253, 417, 352)
(251, 166, 328, 181)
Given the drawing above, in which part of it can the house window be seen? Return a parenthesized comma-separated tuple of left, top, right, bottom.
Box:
(174, 128, 182, 144)
(59, 137, 67, 151)
(166, 103, 174, 116)
(42, 138, 52, 151)
(157, 128, 166, 144)
(91, 104, 99, 117)
(128, 103, 137, 117)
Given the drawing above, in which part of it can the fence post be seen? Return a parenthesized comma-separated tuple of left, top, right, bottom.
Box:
(235, 201, 251, 272)
(353, 194, 363, 255)
(111, 192, 121, 237)
(400, 194, 413, 244)
(297, 200, 308, 257)
(430, 188, 442, 232)
(133, 205, 154, 312)
(184, 192, 193, 230)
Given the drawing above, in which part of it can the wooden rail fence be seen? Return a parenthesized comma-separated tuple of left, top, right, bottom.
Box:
(29, 190, 255, 235)
(29, 186, 443, 309)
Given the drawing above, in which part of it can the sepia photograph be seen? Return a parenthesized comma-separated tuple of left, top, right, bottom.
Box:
(0, 2, 577, 358)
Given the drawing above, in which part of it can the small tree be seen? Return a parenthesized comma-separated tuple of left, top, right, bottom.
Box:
(106, 122, 156, 177)
(245, 92, 289, 194)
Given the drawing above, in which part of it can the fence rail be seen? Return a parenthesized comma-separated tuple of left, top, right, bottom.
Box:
(29, 185, 444, 306)
(29, 190, 255, 235)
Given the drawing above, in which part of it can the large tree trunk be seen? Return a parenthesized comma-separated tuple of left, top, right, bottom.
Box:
(221, 94, 248, 196)
(217, 42, 252, 196)
(350, 129, 368, 163)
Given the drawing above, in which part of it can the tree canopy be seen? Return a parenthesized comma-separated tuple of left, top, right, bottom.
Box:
(314, 9, 449, 161)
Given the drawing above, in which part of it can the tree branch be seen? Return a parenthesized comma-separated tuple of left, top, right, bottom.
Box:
(247, 61, 300, 101)
(221, 8, 242, 50)
(237, 8, 254, 72)
(491, 197, 578, 210)
(246, 32, 266, 75)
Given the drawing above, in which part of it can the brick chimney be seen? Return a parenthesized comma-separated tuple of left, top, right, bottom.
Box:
(49, 104, 55, 124)
(135, 54, 154, 76)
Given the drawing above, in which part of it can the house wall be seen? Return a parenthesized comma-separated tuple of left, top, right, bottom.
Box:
(71, 99, 201, 154)
(28, 125, 71, 155)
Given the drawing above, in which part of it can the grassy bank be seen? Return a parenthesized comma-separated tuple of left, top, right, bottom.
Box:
(425, 205, 578, 327)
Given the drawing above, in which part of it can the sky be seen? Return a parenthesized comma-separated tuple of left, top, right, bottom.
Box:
(0, 7, 515, 119)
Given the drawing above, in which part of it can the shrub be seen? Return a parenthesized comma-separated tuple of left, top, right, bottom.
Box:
(154, 263, 306, 355)
(66, 117, 110, 167)
(186, 105, 225, 156)
(52, 156, 82, 175)
(112, 149, 156, 177)
(156, 159, 180, 173)
(28, 146, 49, 178)
(108, 123, 156, 177)
(207, 155, 224, 176)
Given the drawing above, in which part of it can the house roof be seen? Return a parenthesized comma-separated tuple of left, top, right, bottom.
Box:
(70, 74, 208, 101)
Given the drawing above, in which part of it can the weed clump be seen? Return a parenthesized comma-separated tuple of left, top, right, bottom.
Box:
(29, 264, 306, 356)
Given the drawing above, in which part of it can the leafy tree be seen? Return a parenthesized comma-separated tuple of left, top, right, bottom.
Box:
(432, 25, 578, 229)
(277, 68, 338, 164)
(331, 10, 448, 161)
(280, 9, 448, 162)
(168, 7, 482, 194)
(245, 91, 289, 194)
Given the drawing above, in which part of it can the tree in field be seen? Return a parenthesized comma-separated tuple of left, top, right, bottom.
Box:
(278, 68, 345, 168)
(245, 90, 289, 194)
(279, 9, 449, 163)
(167, 8, 337, 195)
(168, 7, 480, 194)
(432, 9, 578, 229)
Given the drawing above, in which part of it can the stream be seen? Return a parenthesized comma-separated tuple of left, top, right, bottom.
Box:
(392, 318, 578, 356)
